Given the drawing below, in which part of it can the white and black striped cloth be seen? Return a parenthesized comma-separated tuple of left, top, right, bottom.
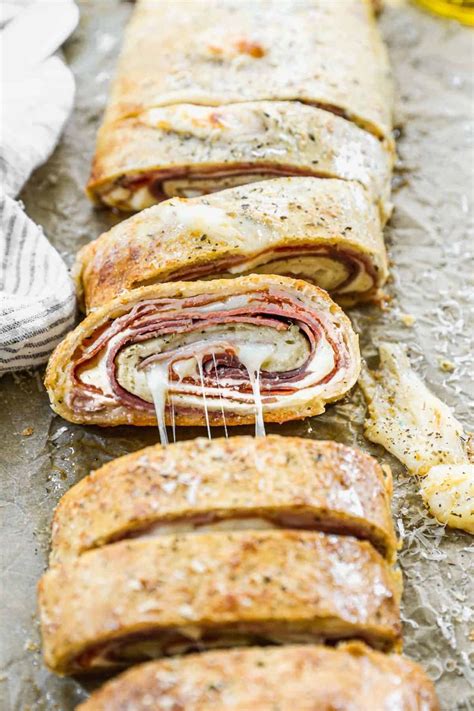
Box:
(0, 195, 76, 373)
(0, 0, 78, 374)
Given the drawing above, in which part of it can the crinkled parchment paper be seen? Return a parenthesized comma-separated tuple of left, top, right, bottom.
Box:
(1, 1, 473, 708)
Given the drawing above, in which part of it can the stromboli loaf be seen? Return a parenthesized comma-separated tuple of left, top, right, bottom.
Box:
(38, 530, 402, 674)
(87, 0, 394, 211)
(87, 102, 393, 215)
(97, 0, 392, 137)
(44, 275, 360, 427)
(77, 178, 389, 312)
(77, 643, 440, 711)
(50, 435, 397, 565)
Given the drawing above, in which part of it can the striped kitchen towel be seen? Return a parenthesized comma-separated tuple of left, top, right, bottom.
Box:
(0, 195, 76, 374)
(0, 0, 79, 375)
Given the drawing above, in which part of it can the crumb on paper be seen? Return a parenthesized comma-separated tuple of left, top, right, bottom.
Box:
(400, 313, 416, 327)
(23, 639, 39, 652)
(21, 427, 34, 436)
(439, 358, 455, 373)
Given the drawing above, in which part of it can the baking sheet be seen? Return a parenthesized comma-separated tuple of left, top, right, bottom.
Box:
(1, 1, 473, 709)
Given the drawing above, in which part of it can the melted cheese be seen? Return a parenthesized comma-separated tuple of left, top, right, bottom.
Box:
(78, 304, 345, 426)
(140, 517, 278, 538)
(420, 464, 474, 534)
(360, 344, 468, 476)
(360, 343, 473, 534)
(163, 174, 270, 198)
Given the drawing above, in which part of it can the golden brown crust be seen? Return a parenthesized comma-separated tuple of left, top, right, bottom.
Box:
(87, 102, 393, 214)
(77, 643, 440, 711)
(39, 530, 402, 674)
(100, 0, 393, 140)
(44, 274, 360, 427)
(77, 178, 388, 312)
(50, 435, 397, 565)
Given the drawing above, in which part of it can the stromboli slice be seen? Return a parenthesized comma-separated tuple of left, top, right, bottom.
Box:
(77, 178, 389, 312)
(98, 0, 393, 140)
(87, 102, 393, 216)
(44, 275, 360, 427)
(38, 530, 402, 674)
(77, 643, 440, 711)
(50, 435, 397, 564)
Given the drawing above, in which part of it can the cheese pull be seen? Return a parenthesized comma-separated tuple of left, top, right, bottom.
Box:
(77, 178, 388, 312)
(77, 643, 440, 711)
(38, 530, 402, 674)
(45, 275, 360, 428)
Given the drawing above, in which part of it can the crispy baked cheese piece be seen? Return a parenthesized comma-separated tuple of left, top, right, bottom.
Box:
(39, 530, 402, 674)
(77, 178, 389, 312)
(77, 643, 440, 711)
(361, 343, 474, 533)
(50, 436, 397, 564)
(44, 275, 360, 428)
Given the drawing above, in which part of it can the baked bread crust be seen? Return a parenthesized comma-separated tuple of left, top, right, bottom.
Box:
(97, 0, 393, 140)
(38, 530, 402, 674)
(50, 435, 397, 565)
(44, 274, 360, 427)
(87, 103, 393, 215)
(77, 643, 440, 711)
(77, 178, 388, 312)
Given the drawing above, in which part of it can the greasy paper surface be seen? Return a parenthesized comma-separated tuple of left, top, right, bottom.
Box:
(1, 1, 473, 709)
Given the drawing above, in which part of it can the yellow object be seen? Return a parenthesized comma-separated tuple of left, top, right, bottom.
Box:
(413, 0, 474, 25)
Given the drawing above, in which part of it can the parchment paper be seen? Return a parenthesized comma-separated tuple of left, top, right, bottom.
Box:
(1, 1, 473, 709)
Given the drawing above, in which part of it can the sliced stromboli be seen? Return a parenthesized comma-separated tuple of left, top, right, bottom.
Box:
(38, 530, 402, 674)
(77, 178, 389, 312)
(44, 275, 360, 427)
(77, 643, 440, 711)
(87, 102, 393, 216)
(50, 436, 397, 565)
(97, 0, 393, 140)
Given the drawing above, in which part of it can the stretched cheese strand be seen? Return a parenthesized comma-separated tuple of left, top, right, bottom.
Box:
(148, 344, 275, 442)
(146, 364, 170, 445)
(196, 357, 212, 440)
(236, 343, 274, 438)
(44, 276, 361, 428)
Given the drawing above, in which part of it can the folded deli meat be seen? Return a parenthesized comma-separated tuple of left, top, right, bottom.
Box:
(49, 436, 397, 564)
(87, 0, 393, 211)
(44, 275, 360, 428)
(76, 178, 389, 312)
(77, 644, 440, 711)
(87, 102, 393, 215)
(39, 529, 401, 673)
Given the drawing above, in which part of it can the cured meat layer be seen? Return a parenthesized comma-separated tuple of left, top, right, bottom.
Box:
(77, 178, 388, 312)
(77, 643, 440, 711)
(44, 275, 360, 427)
(38, 530, 402, 674)
(87, 102, 393, 214)
(50, 435, 397, 564)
